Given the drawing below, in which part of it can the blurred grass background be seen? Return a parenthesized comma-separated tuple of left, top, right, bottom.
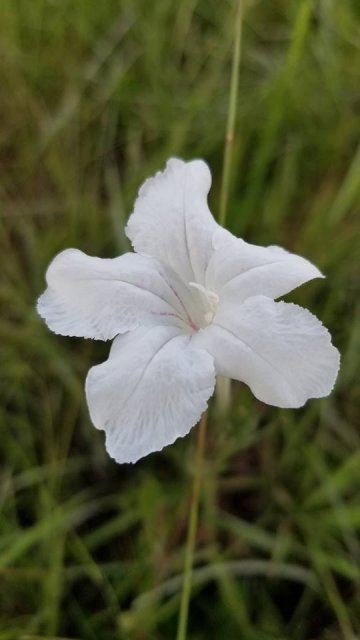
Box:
(0, 0, 359, 638)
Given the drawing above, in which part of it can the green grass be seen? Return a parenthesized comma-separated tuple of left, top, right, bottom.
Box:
(0, 0, 359, 638)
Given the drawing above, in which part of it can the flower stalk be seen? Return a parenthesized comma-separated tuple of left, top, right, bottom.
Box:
(176, 410, 208, 640)
(177, 4, 244, 637)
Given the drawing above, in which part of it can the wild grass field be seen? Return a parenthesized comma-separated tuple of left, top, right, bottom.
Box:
(0, 1, 359, 638)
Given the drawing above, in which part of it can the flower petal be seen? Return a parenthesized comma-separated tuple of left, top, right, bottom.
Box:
(193, 296, 340, 408)
(85, 325, 215, 463)
(205, 228, 323, 302)
(37, 249, 197, 340)
(126, 158, 218, 284)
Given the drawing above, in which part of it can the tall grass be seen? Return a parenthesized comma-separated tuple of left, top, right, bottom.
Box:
(0, 1, 359, 638)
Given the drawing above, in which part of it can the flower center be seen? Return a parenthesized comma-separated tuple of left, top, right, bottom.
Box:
(189, 282, 219, 329)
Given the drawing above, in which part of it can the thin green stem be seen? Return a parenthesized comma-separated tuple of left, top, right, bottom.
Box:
(218, 0, 244, 228)
(176, 410, 208, 640)
(216, 0, 243, 414)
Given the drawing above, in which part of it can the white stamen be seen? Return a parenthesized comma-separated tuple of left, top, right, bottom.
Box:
(189, 282, 219, 326)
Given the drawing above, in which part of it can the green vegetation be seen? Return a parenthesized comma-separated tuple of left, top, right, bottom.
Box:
(0, 1, 359, 638)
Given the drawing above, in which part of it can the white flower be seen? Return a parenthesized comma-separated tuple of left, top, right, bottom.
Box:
(37, 158, 340, 464)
